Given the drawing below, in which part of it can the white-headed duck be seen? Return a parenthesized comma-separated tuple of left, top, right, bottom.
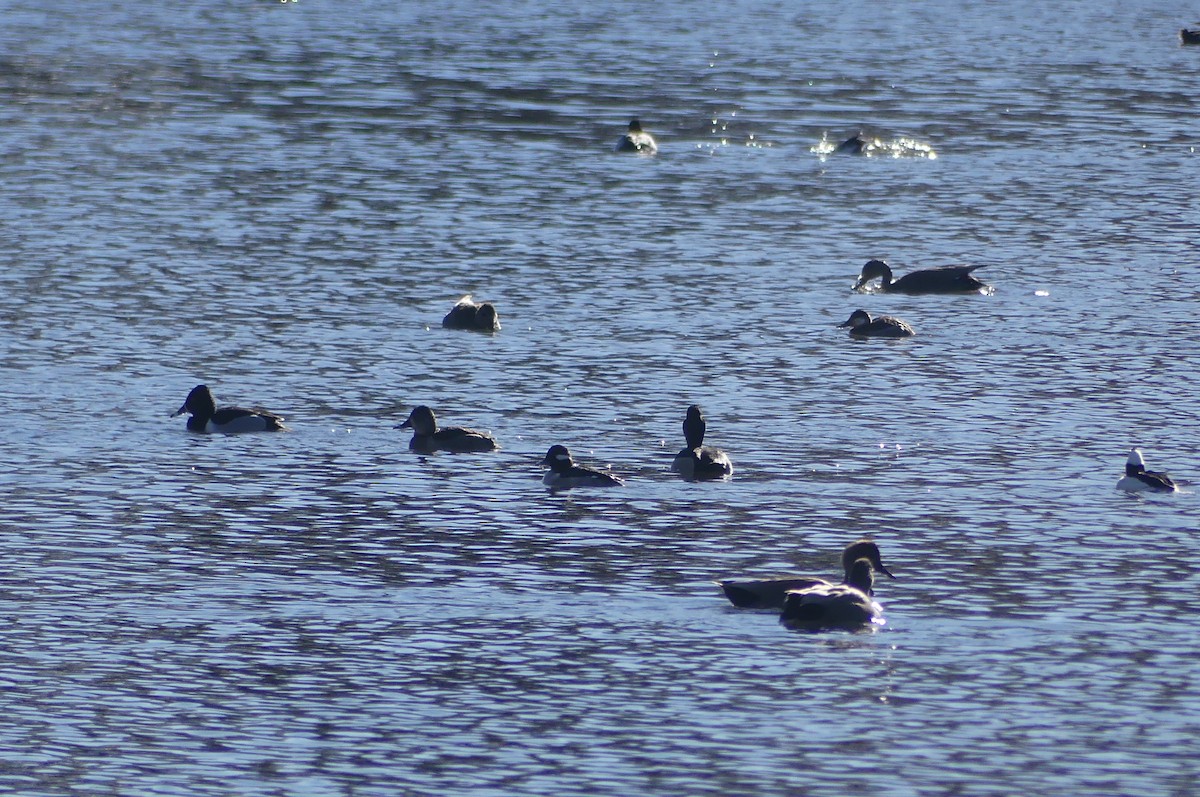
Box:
(1117, 448, 1177, 493)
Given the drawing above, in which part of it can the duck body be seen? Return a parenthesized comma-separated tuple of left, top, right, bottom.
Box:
(854, 259, 989, 294)
(835, 133, 866, 155)
(541, 445, 624, 489)
(1117, 448, 1177, 493)
(1181, 28, 1200, 45)
(780, 559, 885, 631)
(838, 308, 915, 338)
(717, 539, 895, 610)
(442, 296, 500, 332)
(397, 405, 498, 453)
(172, 384, 286, 434)
(615, 118, 658, 155)
(671, 404, 733, 480)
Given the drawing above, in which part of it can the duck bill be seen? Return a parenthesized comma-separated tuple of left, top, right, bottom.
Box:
(837, 320, 853, 328)
(171, 403, 188, 418)
(878, 563, 896, 579)
(394, 421, 412, 429)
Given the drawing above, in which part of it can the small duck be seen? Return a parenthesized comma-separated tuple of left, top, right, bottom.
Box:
(838, 308, 915, 338)
(442, 296, 500, 332)
(835, 132, 867, 155)
(1116, 448, 1178, 493)
(854, 259, 989, 294)
(396, 405, 498, 453)
(615, 118, 658, 155)
(1181, 28, 1200, 45)
(780, 558, 885, 631)
(171, 384, 286, 434)
(671, 404, 733, 480)
(541, 445, 624, 489)
(717, 539, 895, 610)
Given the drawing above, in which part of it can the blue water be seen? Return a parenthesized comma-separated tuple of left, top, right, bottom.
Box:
(0, 1, 1198, 794)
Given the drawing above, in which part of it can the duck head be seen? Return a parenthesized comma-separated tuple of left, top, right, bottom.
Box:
(683, 404, 707, 449)
(1126, 448, 1147, 475)
(172, 384, 215, 418)
(838, 309, 873, 330)
(543, 444, 573, 468)
(854, 259, 894, 291)
(843, 539, 896, 580)
(397, 405, 438, 435)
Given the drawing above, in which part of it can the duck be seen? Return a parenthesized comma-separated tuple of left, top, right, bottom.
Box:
(779, 558, 885, 631)
(671, 404, 733, 480)
(396, 405, 498, 453)
(442, 295, 500, 332)
(541, 445, 624, 489)
(838, 308, 916, 338)
(615, 118, 658, 154)
(1116, 448, 1178, 493)
(835, 132, 867, 155)
(1181, 28, 1200, 45)
(717, 539, 895, 610)
(853, 259, 989, 294)
(171, 384, 286, 434)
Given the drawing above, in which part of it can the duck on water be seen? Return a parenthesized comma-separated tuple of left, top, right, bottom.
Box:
(854, 259, 989, 294)
(717, 539, 895, 610)
(172, 384, 287, 434)
(1116, 448, 1178, 493)
(671, 404, 733, 480)
(615, 119, 658, 155)
(397, 405, 498, 453)
(838, 309, 915, 338)
(780, 558, 886, 631)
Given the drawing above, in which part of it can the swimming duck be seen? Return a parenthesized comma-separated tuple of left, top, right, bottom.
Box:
(1116, 448, 1178, 493)
(671, 404, 733, 480)
(717, 539, 895, 610)
(838, 308, 916, 338)
(171, 384, 286, 434)
(396, 405, 498, 453)
(854, 259, 989, 294)
(615, 118, 658, 154)
(541, 445, 625, 489)
(779, 558, 885, 631)
(835, 133, 866, 155)
(1181, 28, 1200, 45)
(442, 296, 500, 332)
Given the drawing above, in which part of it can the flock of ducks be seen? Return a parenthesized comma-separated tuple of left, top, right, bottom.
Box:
(169, 119, 1183, 633)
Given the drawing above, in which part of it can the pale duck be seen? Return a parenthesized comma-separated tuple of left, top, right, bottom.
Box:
(1116, 448, 1177, 493)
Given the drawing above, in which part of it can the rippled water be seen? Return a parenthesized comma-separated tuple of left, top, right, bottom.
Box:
(1, 0, 1199, 794)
